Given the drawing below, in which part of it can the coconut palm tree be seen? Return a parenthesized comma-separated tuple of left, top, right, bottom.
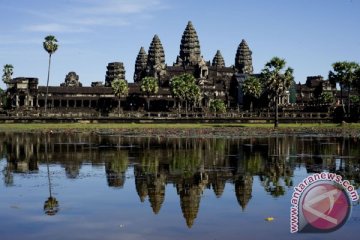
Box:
(261, 57, 294, 128)
(43, 35, 58, 114)
(111, 79, 129, 116)
(2, 64, 14, 85)
(140, 76, 158, 111)
(242, 76, 262, 111)
(329, 61, 360, 114)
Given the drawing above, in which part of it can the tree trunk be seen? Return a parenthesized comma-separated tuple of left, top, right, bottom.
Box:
(146, 95, 150, 111)
(185, 100, 188, 117)
(44, 54, 52, 114)
(118, 98, 121, 117)
(347, 86, 351, 119)
(274, 96, 279, 128)
(45, 135, 52, 198)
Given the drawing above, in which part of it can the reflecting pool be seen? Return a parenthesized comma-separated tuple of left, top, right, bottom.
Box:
(0, 132, 359, 239)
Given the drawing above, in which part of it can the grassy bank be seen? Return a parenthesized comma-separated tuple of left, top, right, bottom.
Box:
(0, 122, 360, 131)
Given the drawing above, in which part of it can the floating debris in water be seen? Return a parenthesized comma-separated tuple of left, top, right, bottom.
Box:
(265, 217, 274, 221)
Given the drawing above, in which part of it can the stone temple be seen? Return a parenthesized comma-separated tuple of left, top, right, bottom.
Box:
(4, 21, 278, 115)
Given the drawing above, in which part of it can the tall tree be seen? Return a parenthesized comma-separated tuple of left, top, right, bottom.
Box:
(261, 57, 294, 128)
(2, 64, 14, 84)
(140, 76, 159, 111)
(170, 73, 201, 114)
(242, 76, 262, 111)
(329, 61, 359, 114)
(111, 79, 129, 116)
(43, 35, 58, 114)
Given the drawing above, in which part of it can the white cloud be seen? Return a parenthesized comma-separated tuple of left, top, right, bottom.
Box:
(78, 0, 162, 15)
(25, 23, 89, 33)
(21, 0, 166, 33)
(72, 17, 130, 27)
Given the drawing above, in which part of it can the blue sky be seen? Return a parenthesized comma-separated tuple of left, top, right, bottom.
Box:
(1, 0, 359, 89)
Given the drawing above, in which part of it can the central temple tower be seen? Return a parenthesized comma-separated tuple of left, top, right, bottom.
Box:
(175, 21, 202, 67)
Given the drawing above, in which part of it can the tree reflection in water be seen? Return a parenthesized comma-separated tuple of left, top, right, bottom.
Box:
(44, 133, 59, 216)
(1, 132, 360, 226)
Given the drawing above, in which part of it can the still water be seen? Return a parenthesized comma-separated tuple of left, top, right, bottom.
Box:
(0, 132, 359, 240)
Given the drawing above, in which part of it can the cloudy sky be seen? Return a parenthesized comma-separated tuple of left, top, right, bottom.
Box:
(1, 0, 359, 88)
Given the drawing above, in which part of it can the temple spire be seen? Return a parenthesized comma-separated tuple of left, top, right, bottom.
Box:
(105, 62, 126, 87)
(212, 50, 225, 68)
(146, 35, 166, 79)
(134, 47, 148, 82)
(235, 39, 253, 74)
(175, 21, 202, 67)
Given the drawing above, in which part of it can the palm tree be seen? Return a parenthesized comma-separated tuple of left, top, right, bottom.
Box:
(140, 76, 159, 111)
(242, 76, 262, 111)
(170, 74, 201, 114)
(2, 64, 14, 85)
(43, 35, 58, 114)
(261, 57, 294, 128)
(111, 79, 129, 116)
(329, 61, 360, 115)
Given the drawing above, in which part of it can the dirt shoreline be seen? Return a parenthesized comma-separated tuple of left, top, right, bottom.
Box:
(4, 126, 359, 138)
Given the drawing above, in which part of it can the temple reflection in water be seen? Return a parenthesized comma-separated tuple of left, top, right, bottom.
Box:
(1, 133, 360, 227)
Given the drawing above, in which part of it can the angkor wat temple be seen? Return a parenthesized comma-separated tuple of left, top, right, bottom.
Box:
(3, 21, 337, 116)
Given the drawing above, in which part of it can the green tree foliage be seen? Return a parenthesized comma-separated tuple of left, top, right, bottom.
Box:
(209, 99, 226, 113)
(242, 76, 262, 111)
(140, 77, 159, 110)
(111, 79, 128, 116)
(2, 64, 14, 84)
(43, 35, 58, 113)
(320, 92, 334, 104)
(329, 61, 360, 113)
(261, 57, 294, 128)
(44, 197, 59, 216)
(170, 73, 201, 113)
(242, 76, 262, 98)
(353, 67, 360, 94)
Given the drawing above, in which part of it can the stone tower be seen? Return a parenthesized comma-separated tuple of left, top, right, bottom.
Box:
(146, 35, 166, 79)
(212, 50, 225, 68)
(134, 47, 148, 82)
(61, 71, 82, 87)
(105, 62, 126, 87)
(235, 39, 253, 74)
(175, 21, 202, 67)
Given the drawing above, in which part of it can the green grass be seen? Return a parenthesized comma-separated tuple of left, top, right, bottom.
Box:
(0, 122, 360, 132)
